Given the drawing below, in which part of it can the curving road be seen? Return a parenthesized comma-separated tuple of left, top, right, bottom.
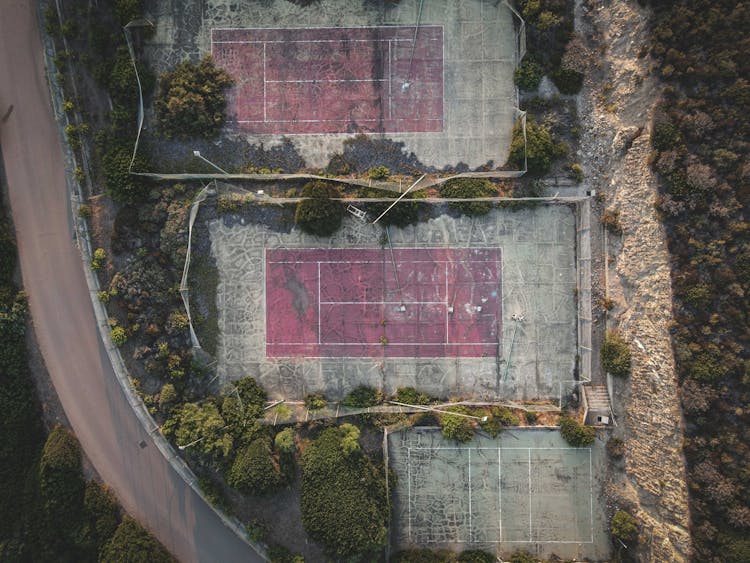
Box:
(0, 2, 261, 561)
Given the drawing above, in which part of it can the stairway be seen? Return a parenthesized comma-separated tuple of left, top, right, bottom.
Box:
(584, 385, 612, 425)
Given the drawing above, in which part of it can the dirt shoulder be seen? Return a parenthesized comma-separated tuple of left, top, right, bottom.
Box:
(577, 1, 691, 560)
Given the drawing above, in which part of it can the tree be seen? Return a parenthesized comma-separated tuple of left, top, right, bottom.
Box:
(507, 118, 556, 174)
(440, 178, 497, 216)
(304, 392, 326, 410)
(611, 509, 638, 542)
(441, 412, 474, 443)
(100, 516, 174, 562)
(39, 426, 85, 519)
(226, 436, 284, 495)
(155, 55, 234, 140)
(559, 415, 595, 447)
(601, 330, 631, 378)
(162, 401, 232, 460)
(294, 181, 344, 237)
(300, 425, 387, 558)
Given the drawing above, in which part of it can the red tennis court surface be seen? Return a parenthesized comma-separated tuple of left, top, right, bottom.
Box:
(211, 26, 444, 134)
(266, 248, 502, 358)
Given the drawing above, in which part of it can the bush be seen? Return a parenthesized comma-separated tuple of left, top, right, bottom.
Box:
(441, 412, 475, 443)
(457, 550, 496, 562)
(39, 426, 85, 519)
(360, 186, 424, 227)
(607, 437, 625, 459)
(601, 208, 623, 234)
(294, 181, 343, 237)
(507, 118, 556, 174)
(100, 516, 173, 562)
(480, 406, 519, 437)
(601, 330, 631, 378)
(551, 67, 584, 94)
(394, 386, 431, 405)
(514, 57, 544, 91)
(301, 425, 388, 557)
(559, 415, 595, 447)
(367, 165, 390, 180)
(155, 55, 234, 140)
(304, 393, 326, 410)
(274, 427, 295, 454)
(509, 550, 536, 563)
(102, 147, 149, 203)
(227, 436, 284, 495)
(110, 326, 127, 346)
(611, 509, 638, 542)
(440, 178, 497, 216)
(651, 120, 681, 151)
(91, 248, 106, 271)
(342, 385, 383, 408)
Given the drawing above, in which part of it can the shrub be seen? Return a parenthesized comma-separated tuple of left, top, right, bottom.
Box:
(457, 550, 496, 563)
(607, 437, 625, 459)
(342, 385, 382, 408)
(113, 0, 144, 25)
(110, 326, 127, 346)
(514, 58, 544, 91)
(611, 509, 638, 542)
(367, 165, 390, 180)
(227, 436, 284, 495)
(274, 427, 295, 454)
(440, 178, 497, 216)
(441, 412, 474, 443)
(551, 67, 584, 94)
(509, 550, 536, 563)
(601, 330, 631, 377)
(155, 55, 234, 140)
(570, 162, 584, 182)
(360, 186, 424, 227)
(102, 147, 149, 203)
(559, 415, 595, 447)
(480, 406, 519, 437)
(304, 393, 326, 410)
(394, 386, 431, 405)
(39, 426, 84, 519)
(80, 481, 120, 555)
(100, 516, 173, 562)
(651, 120, 680, 151)
(525, 411, 538, 424)
(301, 425, 388, 557)
(601, 208, 623, 234)
(91, 248, 106, 271)
(507, 118, 556, 174)
(294, 181, 343, 237)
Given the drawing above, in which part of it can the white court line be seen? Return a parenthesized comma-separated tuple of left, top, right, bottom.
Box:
(498, 448, 502, 542)
(467, 448, 472, 542)
(528, 448, 532, 542)
(262, 42, 267, 122)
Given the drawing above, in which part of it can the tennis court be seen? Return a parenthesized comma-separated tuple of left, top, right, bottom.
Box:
(265, 248, 501, 357)
(211, 26, 444, 134)
(389, 428, 610, 559)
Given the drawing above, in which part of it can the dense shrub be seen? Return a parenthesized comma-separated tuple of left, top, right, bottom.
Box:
(100, 516, 174, 562)
(611, 509, 637, 542)
(559, 415, 595, 447)
(227, 436, 284, 495)
(394, 386, 431, 405)
(303, 392, 326, 410)
(514, 57, 544, 91)
(300, 425, 388, 557)
(439, 178, 497, 216)
(551, 66, 584, 94)
(480, 406, 520, 437)
(509, 550, 536, 563)
(39, 427, 85, 529)
(162, 401, 233, 460)
(155, 55, 234, 140)
(342, 385, 383, 408)
(294, 181, 343, 237)
(601, 330, 631, 378)
(360, 186, 425, 227)
(367, 165, 390, 179)
(507, 118, 556, 174)
(441, 412, 475, 443)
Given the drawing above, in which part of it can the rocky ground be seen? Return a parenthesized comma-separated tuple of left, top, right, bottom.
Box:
(576, 0, 692, 560)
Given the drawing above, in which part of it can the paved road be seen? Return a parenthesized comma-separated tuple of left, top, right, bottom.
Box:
(0, 2, 260, 561)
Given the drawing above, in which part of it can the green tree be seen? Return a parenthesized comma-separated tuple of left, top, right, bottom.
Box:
(441, 412, 474, 443)
(304, 392, 326, 410)
(162, 401, 232, 460)
(440, 178, 497, 216)
(611, 509, 637, 542)
(301, 425, 387, 557)
(155, 55, 234, 140)
(601, 330, 631, 378)
(100, 516, 174, 562)
(514, 57, 544, 91)
(227, 436, 284, 495)
(294, 181, 344, 237)
(507, 118, 556, 174)
(559, 415, 595, 447)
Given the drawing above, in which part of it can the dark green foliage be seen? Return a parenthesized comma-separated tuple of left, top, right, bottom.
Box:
(79, 482, 121, 558)
(391, 548, 455, 562)
(102, 146, 149, 203)
(514, 57, 544, 91)
(39, 426, 85, 526)
(360, 186, 425, 227)
(507, 118, 556, 174)
(509, 550, 536, 563)
(227, 436, 284, 495)
(551, 67, 584, 94)
(559, 415, 595, 447)
(481, 406, 520, 437)
(100, 516, 174, 562)
(0, 219, 16, 293)
(611, 509, 637, 542)
(233, 376, 268, 419)
(300, 425, 388, 557)
(457, 550, 496, 562)
(114, 0, 144, 25)
(341, 385, 383, 408)
(155, 55, 234, 140)
(601, 330, 631, 378)
(439, 178, 497, 216)
(651, 120, 680, 151)
(303, 392, 326, 410)
(441, 412, 474, 443)
(393, 386, 431, 405)
(294, 181, 343, 237)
